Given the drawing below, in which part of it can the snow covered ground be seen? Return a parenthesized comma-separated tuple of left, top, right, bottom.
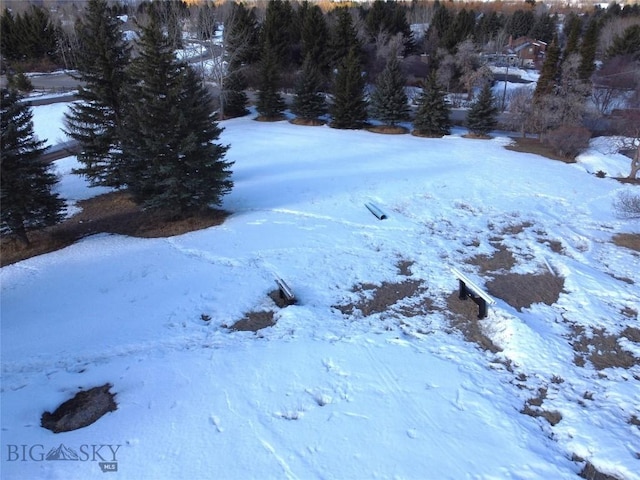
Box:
(1, 104, 639, 480)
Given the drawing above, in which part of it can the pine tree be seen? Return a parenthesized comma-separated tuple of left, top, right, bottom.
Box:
(1, 89, 64, 245)
(120, 15, 232, 215)
(261, 0, 296, 68)
(534, 37, 561, 100)
(64, 0, 131, 188)
(292, 54, 327, 123)
(578, 19, 599, 80)
(466, 82, 498, 137)
(225, 2, 260, 70)
(606, 24, 640, 60)
(256, 43, 286, 120)
(413, 73, 451, 137)
(369, 54, 409, 127)
(330, 48, 368, 129)
(301, 4, 330, 78)
(221, 68, 249, 119)
(329, 7, 361, 68)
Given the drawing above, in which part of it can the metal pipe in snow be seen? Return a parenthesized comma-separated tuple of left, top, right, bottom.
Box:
(365, 203, 387, 220)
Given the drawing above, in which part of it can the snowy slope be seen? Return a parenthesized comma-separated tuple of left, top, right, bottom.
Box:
(1, 107, 639, 480)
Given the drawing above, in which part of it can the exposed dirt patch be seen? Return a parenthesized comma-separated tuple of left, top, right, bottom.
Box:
(289, 118, 326, 126)
(41, 384, 117, 433)
(505, 137, 576, 163)
(537, 237, 564, 254)
(500, 221, 533, 236)
(571, 326, 639, 370)
(520, 387, 562, 426)
(612, 233, 640, 252)
(397, 259, 414, 277)
(365, 125, 409, 135)
(467, 243, 516, 273)
(445, 291, 501, 353)
(254, 115, 287, 122)
(334, 279, 427, 317)
(462, 133, 492, 140)
(1, 191, 229, 266)
(229, 311, 276, 332)
(579, 461, 624, 480)
(486, 272, 565, 311)
(410, 130, 446, 138)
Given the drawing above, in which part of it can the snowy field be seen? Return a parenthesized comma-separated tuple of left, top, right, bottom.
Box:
(1, 102, 639, 480)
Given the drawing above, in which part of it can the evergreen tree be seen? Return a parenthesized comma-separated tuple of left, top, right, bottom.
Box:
(534, 37, 561, 100)
(563, 13, 582, 56)
(328, 7, 361, 68)
(261, 0, 296, 68)
(466, 82, 498, 137)
(301, 4, 330, 78)
(64, 0, 131, 188)
(120, 15, 232, 215)
(1, 89, 64, 245)
(292, 54, 327, 122)
(413, 73, 451, 137)
(606, 24, 640, 60)
(256, 43, 286, 120)
(369, 54, 409, 127)
(578, 19, 599, 80)
(330, 48, 368, 129)
(0, 6, 58, 64)
(529, 12, 556, 43)
(221, 68, 249, 119)
(225, 2, 260, 70)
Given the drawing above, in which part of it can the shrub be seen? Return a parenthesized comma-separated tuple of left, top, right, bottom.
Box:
(7, 71, 33, 92)
(543, 125, 591, 159)
(613, 190, 640, 219)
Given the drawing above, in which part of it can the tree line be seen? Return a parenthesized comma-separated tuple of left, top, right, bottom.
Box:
(2, 0, 640, 244)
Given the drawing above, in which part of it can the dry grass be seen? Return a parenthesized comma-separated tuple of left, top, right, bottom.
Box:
(445, 291, 502, 353)
(334, 279, 426, 317)
(612, 233, 640, 252)
(579, 462, 624, 480)
(520, 387, 563, 426)
(486, 272, 565, 311)
(0, 191, 229, 267)
(254, 115, 287, 122)
(505, 137, 576, 163)
(467, 243, 516, 273)
(410, 130, 446, 138)
(365, 125, 409, 135)
(289, 118, 326, 126)
(229, 311, 275, 332)
(571, 326, 639, 370)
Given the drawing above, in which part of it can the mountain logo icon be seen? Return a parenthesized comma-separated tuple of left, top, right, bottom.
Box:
(45, 444, 79, 461)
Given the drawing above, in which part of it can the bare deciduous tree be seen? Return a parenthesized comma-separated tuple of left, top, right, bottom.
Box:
(614, 190, 640, 218)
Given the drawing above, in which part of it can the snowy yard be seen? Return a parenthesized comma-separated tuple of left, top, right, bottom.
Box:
(1, 103, 639, 479)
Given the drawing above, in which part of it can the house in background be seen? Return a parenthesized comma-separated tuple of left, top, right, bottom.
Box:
(504, 37, 548, 68)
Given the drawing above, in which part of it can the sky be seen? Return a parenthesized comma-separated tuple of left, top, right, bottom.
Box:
(1, 99, 639, 480)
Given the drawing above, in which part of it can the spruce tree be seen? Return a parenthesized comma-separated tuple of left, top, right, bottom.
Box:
(261, 0, 296, 68)
(221, 68, 249, 119)
(606, 24, 640, 60)
(413, 73, 451, 137)
(330, 48, 368, 129)
(578, 19, 599, 80)
(534, 37, 561, 100)
(329, 7, 361, 68)
(256, 43, 286, 120)
(369, 54, 410, 127)
(292, 54, 327, 123)
(301, 4, 330, 78)
(120, 15, 232, 215)
(64, 0, 130, 188)
(466, 82, 498, 137)
(1, 89, 64, 245)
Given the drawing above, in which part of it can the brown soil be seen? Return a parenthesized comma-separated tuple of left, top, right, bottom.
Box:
(289, 118, 326, 126)
(468, 243, 517, 273)
(462, 133, 492, 140)
(571, 326, 639, 370)
(487, 272, 565, 311)
(254, 115, 287, 122)
(505, 137, 576, 163)
(0, 191, 229, 267)
(410, 130, 446, 138)
(612, 233, 640, 252)
(334, 279, 427, 317)
(229, 311, 275, 332)
(365, 125, 409, 135)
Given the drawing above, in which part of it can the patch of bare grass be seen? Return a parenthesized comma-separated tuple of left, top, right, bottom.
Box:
(579, 462, 624, 480)
(289, 118, 326, 126)
(445, 291, 501, 353)
(505, 137, 575, 163)
(486, 271, 565, 311)
(467, 243, 516, 273)
(0, 191, 229, 266)
(229, 311, 275, 332)
(334, 279, 426, 317)
(520, 387, 562, 426)
(612, 233, 640, 252)
(366, 125, 409, 135)
(571, 326, 639, 370)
